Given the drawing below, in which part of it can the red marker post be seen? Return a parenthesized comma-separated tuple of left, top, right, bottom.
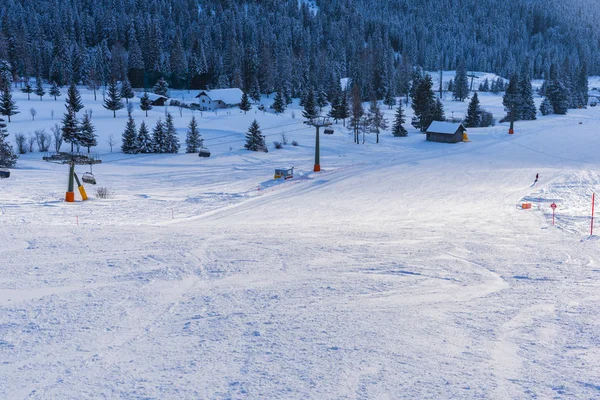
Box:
(592, 193, 595, 236)
(551, 203, 557, 225)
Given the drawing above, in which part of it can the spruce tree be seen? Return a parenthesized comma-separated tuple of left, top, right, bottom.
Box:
(121, 116, 138, 154)
(249, 78, 261, 103)
(383, 89, 396, 109)
(21, 82, 33, 100)
(120, 78, 135, 104)
(453, 61, 469, 101)
(103, 80, 124, 118)
(137, 121, 153, 153)
(412, 74, 436, 131)
(34, 77, 45, 100)
(338, 91, 350, 125)
(244, 119, 267, 152)
(0, 86, 19, 122)
(518, 74, 537, 120)
(0, 118, 18, 167)
(272, 89, 286, 114)
(546, 80, 569, 114)
(49, 82, 61, 101)
(302, 88, 318, 121)
(539, 98, 553, 116)
(66, 83, 84, 114)
(185, 116, 202, 153)
(79, 110, 97, 153)
(140, 92, 153, 117)
(464, 92, 482, 127)
(367, 98, 387, 143)
(391, 103, 408, 137)
(152, 118, 165, 153)
(153, 77, 169, 97)
(239, 91, 251, 114)
(61, 107, 80, 152)
(502, 75, 520, 121)
(164, 113, 180, 153)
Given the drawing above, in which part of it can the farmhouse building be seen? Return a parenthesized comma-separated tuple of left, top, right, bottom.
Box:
(426, 121, 467, 143)
(195, 88, 244, 111)
(137, 92, 168, 106)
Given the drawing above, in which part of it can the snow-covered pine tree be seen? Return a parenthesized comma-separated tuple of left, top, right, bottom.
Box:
(464, 92, 482, 127)
(120, 78, 135, 104)
(140, 92, 153, 117)
(453, 61, 469, 101)
(302, 88, 318, 121)
(34, 77, 45, 100)
(66, 83, 84, 114)
(49, 82, 61, 101)
(412, 74, 436, 131)
(61, 107, 80, 152)
(137, 121, 153, 153)
(244, 119, 267, 152)
(121, 116, 138, 154)
(391, 103, 408, 137)
(272, 89, 286, 114)
(367, 98, 387, 143)
(249, 78, 261, 103)
(0, 86, 19, 122)
(539, 98, 553, 116)
(316, 86, 328, 111)
(383, 87, 396, 110)
(103, 80, 124, 118)
(502, 75, 520, 121)
(546, 80, 569, 114)
(0, 117, 18, 167)
(185, 116, 202, 153)
(21, 82, 33, 100)
(79, 110, 97, 153)
(518, 73, 537, 120)
(153, 77, 169, 97)
(164, 113, 180, 153)
(152, 118, 166, 153)
(239, 91, 251, 114)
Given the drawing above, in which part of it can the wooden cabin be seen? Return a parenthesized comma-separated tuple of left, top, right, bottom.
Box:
(426, 121, 467, 143)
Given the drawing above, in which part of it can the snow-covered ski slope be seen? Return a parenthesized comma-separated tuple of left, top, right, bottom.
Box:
(1, 84, 599, 399)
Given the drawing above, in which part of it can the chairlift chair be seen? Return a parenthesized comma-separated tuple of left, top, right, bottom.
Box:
(198, 148, 211, 158)
(0, 168, 10, 179)
(323, 128, 334, 135)
(81, 172, 96, 185)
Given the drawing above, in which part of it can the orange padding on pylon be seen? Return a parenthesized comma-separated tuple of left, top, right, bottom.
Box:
(65, 192, 75, 202)
(522, 203, 532, 209)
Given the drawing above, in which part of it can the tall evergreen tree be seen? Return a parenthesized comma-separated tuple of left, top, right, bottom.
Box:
(412, 74, 436, 131)
(49, 82, 61, 101)
(140, 91, 153, 117)
(79, 110, 97, 152)
(539, 97, 553, 116)
(244, 119, 267, 152)
(272, 89, 286, 114)
(164, 113, 180, 153)
(103, 80, 124, 118)
(152, 118, 166, 153)
(121, 116, 138, 154)
(453, 61, 469, 101)
(502, 75, 521, 121)
(302, 88, 318, 121)
(0, 87, 19, 123)
(120, 78, 135, 104)
(464, 92, 482, 127)
(367, 98, 387, 143)
(66, 83, 84, 114)
(391, 103, 408, 137)
(546, 80, 569, 115)
(0, 118, 18, 167)
(61, 107, 80, 152)
(185, 116, 202, 153)
(137, 121, 153, 153)
(239, 91, 251, 114)
(383, 88, 396, 109)
(21, 82, 33, 100)
(34, 77, 45, 101)
(518, 74, 537, 120)
(153, 77, 169, 97)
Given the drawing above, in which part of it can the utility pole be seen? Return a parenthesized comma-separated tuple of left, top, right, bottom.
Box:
(304, 116, 331, 172)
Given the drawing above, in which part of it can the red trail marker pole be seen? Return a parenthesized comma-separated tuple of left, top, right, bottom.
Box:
(551, 203, 557, 225)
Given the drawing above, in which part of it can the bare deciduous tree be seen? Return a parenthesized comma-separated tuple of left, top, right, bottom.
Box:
(27, 133, 36, 152)
(30, 107, 37, 121)
(15, 133, 27, 154)
(51, 123, 62, 152)
(34, 129, 52, 152)
(107, 134, 117, 152)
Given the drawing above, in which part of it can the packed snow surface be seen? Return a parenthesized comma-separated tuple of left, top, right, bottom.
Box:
(0, 82, 599, 399)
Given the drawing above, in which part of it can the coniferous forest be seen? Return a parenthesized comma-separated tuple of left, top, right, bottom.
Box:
(0, 0, 598, 101)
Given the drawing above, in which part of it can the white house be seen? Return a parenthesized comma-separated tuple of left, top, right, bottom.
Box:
(195, 88, 244, 111)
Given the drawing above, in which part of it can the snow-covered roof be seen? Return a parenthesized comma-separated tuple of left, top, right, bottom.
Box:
(426, 121, 465, 134)
(136, 92, 167, 101)
(196, 88, 243, 104)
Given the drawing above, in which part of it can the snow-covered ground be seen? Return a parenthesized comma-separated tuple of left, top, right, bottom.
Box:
(1, 82, 599, 399)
